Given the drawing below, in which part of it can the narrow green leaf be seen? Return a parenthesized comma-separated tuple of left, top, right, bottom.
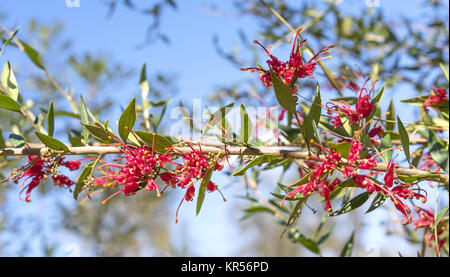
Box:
(288, 228, 321, 255)
(0, 94, 20, 112)
(286, 196, 309, 226)
(9, 133, 24, 147)
(79, 96, 90, 142)
(328, 142, 351, 159)
(239, 103, 252, 143)
(34, 131, 69, 151)
(134, 130, 175, 153)
(202, 103, 234, 136)
(118, 97, 136, 142)
(270, 69, 297, 113)
(309, 83, 322, 124)
(428, 130, 449, 173)
(197, 160, 217, 216)
(289, 172, 312, 188)
(319, 121, 351, 137)
(0, 129, 6, 148)
(233, 155, 280, 176)
(73, 161, 96, 200)
(81, 123, 116, 143)
(439, 63, 449, 82)
(370, 63, 379, 83)
(317, 225, 335, 245)
(365, 193, 387, 214)
(340, 231, 355, 257)
(329, 192, 370, 217)
(386, 100, 395, 132)
(46, 101, 54, 137)
(397, 116, 411, 166)
(0, 29, 19, 57)
(368, 84, 385, 121)
(380, 134, 392, 161)
(20, 40, 45, 69)
(433, 206, 449, 231)
(1, 61, 19, 101)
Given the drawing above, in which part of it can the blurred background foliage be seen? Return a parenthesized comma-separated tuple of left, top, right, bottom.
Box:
(0, 0, 448, 256)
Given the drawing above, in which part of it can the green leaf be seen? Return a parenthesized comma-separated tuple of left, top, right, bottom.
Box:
(118, 97, 136, 142)
(370, 63, 379, 83)
(79, 96, 90, 143)
(329, 96, 358, 105)
(20, 40, 45, 70)
(233, 155, 280, 176)
(286, 196, 309, 226)
(46, 101, 54, 137)
(340, 231, 355, 257)
(428, 130, 449, 173)
(73, 161, 96, 200)
(0, 94, 20, 112)
(397, 116, 411, 166)
(270, 69, 297, 113)
(400, 95, 428, 105)
(368, 84, 385, 121)
(329, 192, 370, 217)
(439, 63, 449, 82)
(328, 142, 351, 159)
(365, 193, 387, 214)
(289, 172, 312, 188)
(239, 103, 252, 143)
(303, 115, 321, 145)
(196, 160, 217, 216)
(1, 61, 19, 101)
(34, 131, 69, 151)
(433, 206, 449, 231)
(0, 129, 6, 148)
(288, 228, 321, 256)
(386, 100, 395, 132)
(397, 173, 443, 183)
(134, 130, 175, 153)
(202, 103, 234, 136)
(0, 29, 19, 57)
(380, 134, 393, 161)
(68, 131, 83, 147)
(309, 83, 322, 124)
(319, 121, 351, 137)
(9, 133, 24, 147)
(81, 123, 116, 143)
(317, 225, 335, 245)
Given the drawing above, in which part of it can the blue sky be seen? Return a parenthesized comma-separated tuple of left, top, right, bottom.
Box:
(0, 0, 448, 256)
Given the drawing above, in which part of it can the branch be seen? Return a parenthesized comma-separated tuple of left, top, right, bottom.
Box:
(1, 144, 448, 184)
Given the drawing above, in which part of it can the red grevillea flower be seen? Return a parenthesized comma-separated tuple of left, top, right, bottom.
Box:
(423, 86, 448, 111)
(11, 155, 81, 202)
(241, 27, 333, 88)
(326, 78, 378, 127)
(412, 207, 448, 254)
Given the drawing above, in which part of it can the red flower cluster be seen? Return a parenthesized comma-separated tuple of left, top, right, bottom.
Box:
(423, 86, 448, 111)
(98, 144, 174, 199)
(95, 138, 224, 222)
(11, 155, 81, 202)
(412, 207, 448, 253)
(241, 27, 333, 88)
(283, 122, 426, 224)
(326, 78, 378, 128)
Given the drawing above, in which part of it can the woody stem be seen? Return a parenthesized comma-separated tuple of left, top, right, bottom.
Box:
(1, 144, 448, 184)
